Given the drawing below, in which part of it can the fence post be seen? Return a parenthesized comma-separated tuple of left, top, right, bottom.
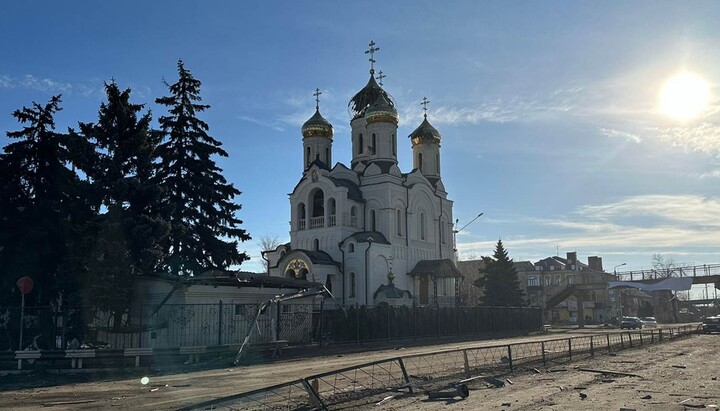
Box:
(541, 341, 546, 366)
(659, 329, 663, 342)
(387, 304, 391, 343)
(620, 333, 624, 348)
(506, 305, 510, 330)
(218, 300, 223, 346)
(61, 305, 68, 350)
(651, 330, 655, 343)
(606, 333, 611, 352)
(462, 349, 470, 377)
(507, 345, 513, 372)
(398, 358, 414, 394)
(138, 304, 144, 348)
(568, 338, 572, 361)
(413, 302, 417, 341)
(628, 333, 633, 348)
(491, 307, 496, 333)
(356, 303, 360, 345)
(639, 331, 643, 346)
(318, 299, 325, 348)
(590, 336, 594, 356)
(436, 307, 440, 340)
(276, 302, 282, 341)
(519, 306, 524, 331)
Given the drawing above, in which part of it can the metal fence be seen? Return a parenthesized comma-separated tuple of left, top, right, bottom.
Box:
(179, 325, 696, 410)
(0, 303, 541, 351)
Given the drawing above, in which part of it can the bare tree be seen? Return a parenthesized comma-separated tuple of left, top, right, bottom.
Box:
(651, 253, 679, 278)
(259, 235, 282, 272)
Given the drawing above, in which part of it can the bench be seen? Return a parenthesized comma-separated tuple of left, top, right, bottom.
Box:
(65, 349, 95, 369)
(124, 348, 153, 367)
(179, 346, 207, 364)
(15, 351, 41, 370)
(542, 325, 552, 333)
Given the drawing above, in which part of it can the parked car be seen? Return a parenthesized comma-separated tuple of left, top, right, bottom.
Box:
(702, 316, 720, 333)
(641, 317, 658, 328)
(620, 317, 643, 329)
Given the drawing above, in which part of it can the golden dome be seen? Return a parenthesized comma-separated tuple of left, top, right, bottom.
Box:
(365, 93, 399, 125)
(301, 109, 333, 138)
(409, 116, 441, 146)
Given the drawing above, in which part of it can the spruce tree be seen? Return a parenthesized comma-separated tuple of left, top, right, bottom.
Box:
(155, 60, 250, 275)
(0, 96, 90, 306)
(474, 240, 525, 306)
(74, 82, 168, 311)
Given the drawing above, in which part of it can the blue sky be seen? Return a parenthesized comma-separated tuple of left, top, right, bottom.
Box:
(1, 1, 719, 275)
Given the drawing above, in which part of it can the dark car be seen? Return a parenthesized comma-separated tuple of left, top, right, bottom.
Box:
(702, 316, 720, 333)
(620, 317, 643, 329)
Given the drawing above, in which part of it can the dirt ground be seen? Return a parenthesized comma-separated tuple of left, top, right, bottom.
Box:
(0, 326, 709, 410)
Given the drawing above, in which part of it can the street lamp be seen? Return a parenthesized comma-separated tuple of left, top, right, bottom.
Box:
(452, 212, 483, 259)
(613, 263, 627, 277)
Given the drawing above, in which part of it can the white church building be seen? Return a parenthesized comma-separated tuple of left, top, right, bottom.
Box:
(264, 44, 462, 307)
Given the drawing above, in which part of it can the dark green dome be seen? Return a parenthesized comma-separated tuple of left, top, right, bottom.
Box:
(348, 73, 396, 120)
(409, 117, 441, 145)
(302, 109, 333, 138)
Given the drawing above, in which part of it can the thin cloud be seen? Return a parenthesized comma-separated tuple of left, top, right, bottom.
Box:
(238, 115, 286, 132)
(648, 123, 720, 155)
(0, 73, 106, 98)
(600, 127, 642, 143)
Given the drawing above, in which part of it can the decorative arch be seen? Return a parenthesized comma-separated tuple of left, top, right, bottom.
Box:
(297, 203, 306, 230)
(327, 197, 337, 226)
(313, 238, 320, 251)
(310, 188, 325, 218)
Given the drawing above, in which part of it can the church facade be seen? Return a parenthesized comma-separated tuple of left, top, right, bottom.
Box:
(264, 49, 462, 307)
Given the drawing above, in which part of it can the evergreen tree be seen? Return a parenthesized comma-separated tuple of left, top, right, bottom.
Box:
(473, 240, 525, 306)
(74, 82, 168, 311)
(0, 96, 91, 306)
(155, 60, 250, 275)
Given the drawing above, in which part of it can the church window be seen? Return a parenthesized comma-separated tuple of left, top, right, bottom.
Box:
(350, 272, 356, 297)
(420, 212, 426, 240)
(358, 134, 363, 154)
(436, 153, 440, 173)
(305, 146, 310, 165)
(328, 198, 336, 226)
(314, 238, 320, 251)
(311, 190, 324, 218)
(396, 209, 402, 236)
(297, 203, 306, 230)
(392, 134, 396, 155)
(370, 209, 376, 231)
(349, 243, 355, 253)
(325, 275, 333, 293)
(325, 147, 330, 164)
(350, 206, 357, 227)
(418, 153, 423, 172)
(372, 133, 376, 154)
(441, 219, 446, 244)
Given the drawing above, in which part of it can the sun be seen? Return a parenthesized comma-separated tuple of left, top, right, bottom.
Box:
(658, 72, 711, 121)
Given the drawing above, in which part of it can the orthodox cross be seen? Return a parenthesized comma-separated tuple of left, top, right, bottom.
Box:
(365, 40, 380, 73)
(421, 96, 430, 118)
(376, 70, 386, 86)
(313, 88, 322, 110)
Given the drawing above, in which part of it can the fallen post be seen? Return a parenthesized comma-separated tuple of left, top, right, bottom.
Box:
(576, 368, 642, 378)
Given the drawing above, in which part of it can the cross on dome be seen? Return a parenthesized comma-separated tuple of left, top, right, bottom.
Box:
(365, 40, 380, 74)
(376, 70, 386, 87)
(421, 96, 430, 118)
(313, 88, 322, 110)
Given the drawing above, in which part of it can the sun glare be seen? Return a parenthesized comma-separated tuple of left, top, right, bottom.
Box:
(659, 72, 711, 121)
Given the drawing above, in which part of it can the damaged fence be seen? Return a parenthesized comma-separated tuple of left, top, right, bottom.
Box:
(179, 325, 696, 411)
(0, 303, 541, 351)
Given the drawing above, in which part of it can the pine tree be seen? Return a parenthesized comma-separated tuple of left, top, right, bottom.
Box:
(473, 240, 525, 306)
(155, 60, 250, 275)
(74, 82, 168, 311)
(0, 96, 91, 306)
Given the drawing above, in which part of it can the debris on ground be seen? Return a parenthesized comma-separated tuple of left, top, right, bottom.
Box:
(483, 377, 505, 388)
(548, 368, 567, 373)
(531, 368, 541, 373)
(501, 402, 512, 406)
(577, 368, 642, 378)
(579, 392, 587, 400)
(506, 378, 514, 385)
(427, 383, 469, 400)
(672, 364, 687, 369)
(376, 395, 396, 406)
(641, 395, 652, 399)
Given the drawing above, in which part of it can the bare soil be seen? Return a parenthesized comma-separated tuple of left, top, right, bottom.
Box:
(0, 327, 711, 410)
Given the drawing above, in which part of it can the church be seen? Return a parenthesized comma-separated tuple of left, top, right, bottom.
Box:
(264, 42, 463, 307)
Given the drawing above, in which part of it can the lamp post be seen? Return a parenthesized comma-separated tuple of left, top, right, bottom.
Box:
(613, 263, 627, 318)
(452, 212, 483, 261)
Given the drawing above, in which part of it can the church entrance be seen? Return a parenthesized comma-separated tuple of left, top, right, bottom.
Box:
(419, 276, 429, 305)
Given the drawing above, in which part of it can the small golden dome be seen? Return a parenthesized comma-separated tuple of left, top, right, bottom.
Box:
(365, 93, 399, 125)
(302, 109, 333, 139)
(409, 116, 441, 146)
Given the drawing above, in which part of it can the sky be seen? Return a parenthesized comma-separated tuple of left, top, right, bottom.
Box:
(1, 1, 719, 276)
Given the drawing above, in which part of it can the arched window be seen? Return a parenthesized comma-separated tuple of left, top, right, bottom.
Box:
(298, 268, 308, 280)
(436, 153, 440, 174)
(350, 272, 356, 297)
(350, 206, 358, 227)
(369, 209, 376, 231)
(418, 153, 423, 172)
(314, 238, 320, 251)
(285, 269, 295, 278)
(349, 243, 355, 253)
(396, 209, 402, 236)
(325, 147, 330, 164)
(297, 203, 306, 230)
(325, 275, 333, 293)
(420, 212, 426, 240)
(305, 146, 310, 165)
(311, 190, 324, 218)
(392, 134, 396, 155)
(371, 133, 376, 153)
(357, 134, 363, 154)
(328, 198, 336, 226)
